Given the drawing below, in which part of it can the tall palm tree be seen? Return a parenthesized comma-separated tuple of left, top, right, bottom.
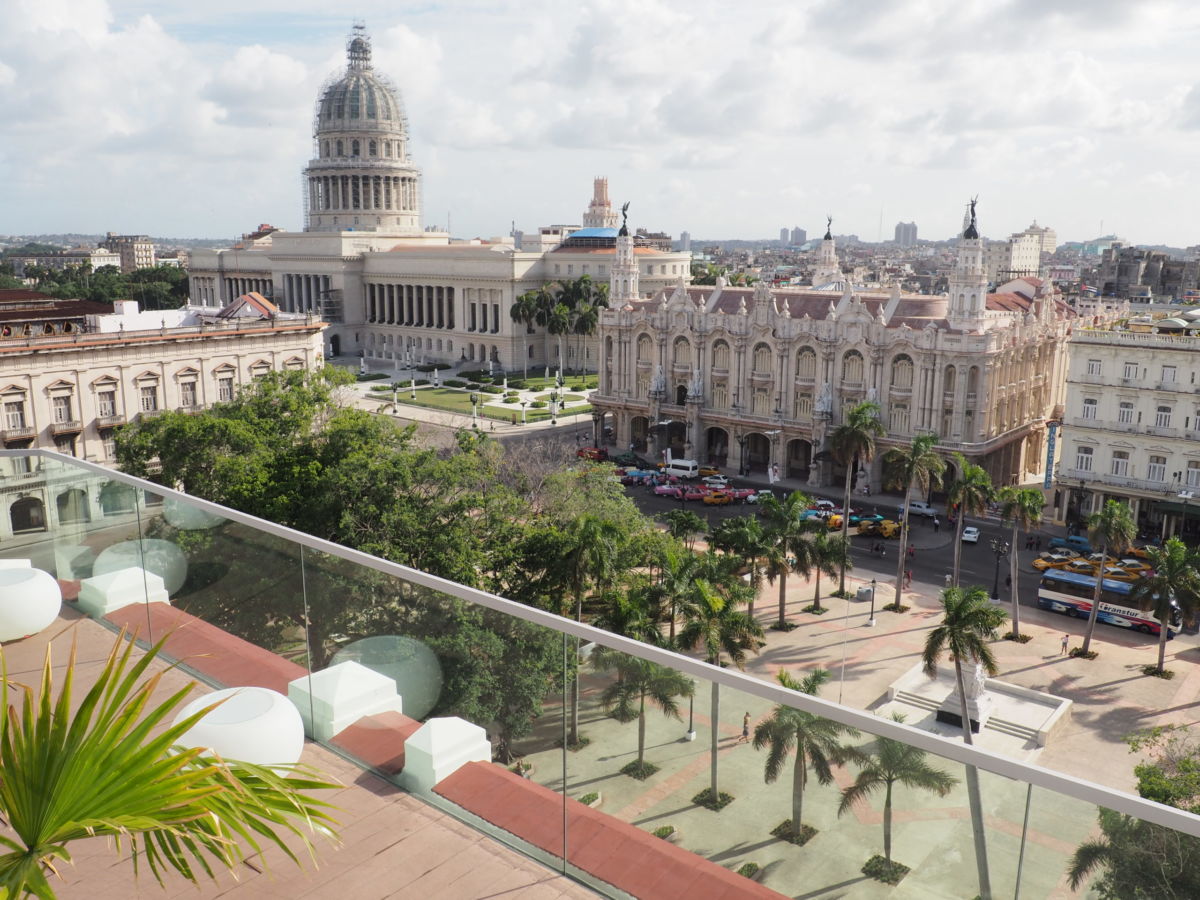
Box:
(883, 433, 946, 608)
(710, 515, 770, 618)
(509, 289, 540, 378)
(753, 668, 864, 843)
(946, 453, 993, 586)
(678, 558, 764, 805)
(758, 492, 816, 625)
(830, 401, 885, 594)
(559, 514, 627, 744)
(1128, 537, 1200, 675)
(652, 544, 699, 644)
(996, 486, 1044, 639)
(1081, 500, 1137, 655)
(838, 713, 958, 864)
(922, 585, 1008, 900)
(662, 509, 706, 552)
(593, 584, 664, 646)
(0, 632, 337, 898)
(806, 529, 850, 613)
(597, 653, 693, 774)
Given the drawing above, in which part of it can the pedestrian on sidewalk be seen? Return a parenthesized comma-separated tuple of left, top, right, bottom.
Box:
(739, 712, 750, 744)
(905, 570, 913, 589)
(1061, 633, 1069, 655)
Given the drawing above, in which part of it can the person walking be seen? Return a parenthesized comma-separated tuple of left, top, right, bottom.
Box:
(1060, 633, 1069, 655)
(739, 712, 751, 744)
(908, 545, 916, 562)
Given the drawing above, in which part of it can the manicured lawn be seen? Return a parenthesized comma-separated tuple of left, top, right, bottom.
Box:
(389, 388, 591, 423)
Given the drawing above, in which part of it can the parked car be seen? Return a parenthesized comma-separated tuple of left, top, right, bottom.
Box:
(810, 499, 837, 512)
(698, 465, 722, 478)
(614, 452, 652, 468)
(682, 486, 708, 502)
(1049, 535, 1092, 555)
(703, 490, 733, 506)
(1031, 550, 1078, 572)
(652, 484, 683, 499)
(899, 500, 938, 519)
(961, 526, 981, 544)
(1117, 558, 1152, 576)
(746, 489, 774, 505)
(1063, 559, 1101, 576)
(576, 446, 608, 461)
(728, 487, 757, 502)
(1098, 565, 1139, 583)
(702, 474, 730, 489)
(858, 518, 900, 538)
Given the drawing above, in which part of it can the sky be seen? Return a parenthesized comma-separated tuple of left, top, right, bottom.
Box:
(4, 0, 1200, 246)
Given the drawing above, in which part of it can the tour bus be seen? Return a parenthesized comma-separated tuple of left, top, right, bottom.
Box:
(1037, 569, 1178, 637)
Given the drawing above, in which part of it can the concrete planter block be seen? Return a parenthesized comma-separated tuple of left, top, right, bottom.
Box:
(0, 559, 32, 569)
(94, 539, 187, 596)
(288, 661, 404, 742)
(400, 717, 491, 795)
(76, 566, 170, 617)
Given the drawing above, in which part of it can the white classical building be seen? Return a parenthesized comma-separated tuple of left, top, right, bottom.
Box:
(1055, 317, 1200, 538)
(591, 205, 1076, 492)
(186, 29, 689, 372)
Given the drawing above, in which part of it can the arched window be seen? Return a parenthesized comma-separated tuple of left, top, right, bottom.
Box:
(967, 366, 980, 394)
(842, 351, 864, 384)
(673, 336, 691, 365)
(383, 141, 392, 157)
(1082, 398, 1098, 420)
(368, 140, 377, 157)
(1075, 445, 1094, 471)
(796, 348, 817, 379)
(752, 343, 772, 374)
(336, 139, 344, 157)
(637, 334, 653, 362)
(712, 340, 730, 370)
(890, 355, 913, 389)
(944, 365, 956, 394)
(1156, 405, 1172, 428)
(321, 140, 329, 158)
(351, 139, 360, 157)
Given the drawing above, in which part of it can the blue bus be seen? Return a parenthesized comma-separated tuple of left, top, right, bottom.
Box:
(1037, 569, 1177, 637)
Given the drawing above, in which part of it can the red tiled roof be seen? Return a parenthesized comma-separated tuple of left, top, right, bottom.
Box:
(436, 761, 787, 899)
(0, 289, 55, 302)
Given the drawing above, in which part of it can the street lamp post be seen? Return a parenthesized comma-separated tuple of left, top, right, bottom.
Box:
(550, 390, 559, 426)
(685, 685, 696, 741)
(990, 538, 1010, 602)
(470, 392, 479, 429)
(1180, 490, 1195, 545)
(867, 578, 877, 627)
(520, 400, 528, 425)
(392, 385, 398, 413)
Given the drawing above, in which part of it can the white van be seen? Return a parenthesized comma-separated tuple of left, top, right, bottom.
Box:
(663, 459, 700, 480)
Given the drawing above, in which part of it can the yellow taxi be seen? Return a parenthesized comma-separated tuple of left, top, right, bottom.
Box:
(1031, 549, 1079, 572)
(1062, 559, 1101, 576)
(1098, 565, 1140, 583)
(703, 490, 733, 506)
(1116, 558, 1152, 576)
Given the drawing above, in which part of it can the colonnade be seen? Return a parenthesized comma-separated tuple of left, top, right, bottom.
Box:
(308, 174, 418, 213)
(281, 275, 331, 314)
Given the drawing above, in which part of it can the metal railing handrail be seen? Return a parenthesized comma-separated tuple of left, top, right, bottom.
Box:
(9, 448, 1200, 838)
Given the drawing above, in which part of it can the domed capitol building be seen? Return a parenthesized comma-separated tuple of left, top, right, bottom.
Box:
(186, 27, 690, 371)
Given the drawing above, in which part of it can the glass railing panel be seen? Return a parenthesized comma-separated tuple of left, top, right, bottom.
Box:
(296, 546, 570, 873)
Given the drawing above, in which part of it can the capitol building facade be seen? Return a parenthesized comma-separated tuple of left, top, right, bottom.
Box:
(186, 28, 689, 372)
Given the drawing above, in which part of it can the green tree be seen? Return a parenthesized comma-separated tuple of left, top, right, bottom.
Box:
(678, 557, 764, 804)
(662, 508, 706, 552)
(753, 668, 863, 843)
(883, 434, 946, 608)
(1081, 500, 1137, 655)
(0, 631, 337, 898)
(838, 713, 958, 864)
(996, 486, 1045, 638)
(710, 515, 770, 618)
(922, 585, 1008, 900)
(1128, 537, 1200, 675)
(509, 289, 540, 378)
(805, 529, 850, 613)
(597, 654, 693, 775)
(651, 543, 699, 644)
(829, 401, 884, 594)
(758, 491, 816, 624)
(946, 453, 993, 587)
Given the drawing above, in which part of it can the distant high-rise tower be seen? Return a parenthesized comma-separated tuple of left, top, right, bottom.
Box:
(304, 26, 422, 234)
(791, 226, 806, 245)
(947, 200, 989, 332)
(680, 231, 691, 252)
(610, 210, 640, 304)
(894, 221, 918, 248)
(583, 177, 619, 228)
(780, 227, 789, 243)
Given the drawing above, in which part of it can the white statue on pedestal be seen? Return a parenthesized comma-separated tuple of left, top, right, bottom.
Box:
(815, 382, 832, 415)
(965, 662, 987, 700)
(651, 365, 666, 395)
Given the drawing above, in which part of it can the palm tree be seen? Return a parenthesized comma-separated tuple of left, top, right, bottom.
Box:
(829, 401, 885, 594)
(593, 584, 664, 646)
(652, 544, 699, 644)
(922, 585, 1008, 900)
(597, 654, 693, 775)
(758, 491, 816, 626)
(753, 668, 864, 843)
(0, 631, 337, 898)
(946, 453, 993, 586)
(996, 486, 1044, 639)
(710, 515, 770, 618)
(1081, 500, 1137, 656)
(678, 558, 764, 805)
(883, 433, 946, 608)
(1128, 537, 1200, 675)
(806, 529, 850, 613)
(838, 713, 958, 864)
(509, 289, 540, 378)
(662, 508, 706, 552)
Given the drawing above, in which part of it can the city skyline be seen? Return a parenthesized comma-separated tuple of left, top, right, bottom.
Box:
(4, 0, 1200, 246)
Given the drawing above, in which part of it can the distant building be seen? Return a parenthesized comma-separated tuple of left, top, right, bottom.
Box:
(582, 178, 619, 229)
(780, 227, 789, 243)
(790, 226, 806, 245)
(1096, 246, 1200, 300)
(894, 221, 918, 248)
(10, 247, 121, 276)
(98, 233, 156, 273)
(635, 228, 673, 253)
(1018, 221, 1057, 255)
(984, 232, 1041, 284)
(680, 231, 691, 252)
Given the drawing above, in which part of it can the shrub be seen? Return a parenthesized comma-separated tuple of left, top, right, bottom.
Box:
(652, 825, 676, 839)
(415, 379, 429, 386)
(692, 788, 733, 811)
(502, 396, 518, 404)
(369, 385, 392, 392)
(476, 376, 493, 384)
(770, 820, 817, 846)
(862, 854, 910, 885)
(481, 385, 504, 394)
(578, 792, 599, 806)
(414, 364, 437, 372)
(443, 379, 467, 388)
(356, 372, 389, 381)
(458, 369, 485, 381)
(1069, 647, 1098, 660)
(504, 390, 518, 398)
(621, 760, 658, 780)
(507, 379, 526, 390)
(531, 400, 547, 409)
(1004, 631, 1033, 643)
(1143, 665, 1176, 679)
(736, 862, 760, 880)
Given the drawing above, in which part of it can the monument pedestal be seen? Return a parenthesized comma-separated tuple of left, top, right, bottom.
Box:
(936, 692, 994, 734)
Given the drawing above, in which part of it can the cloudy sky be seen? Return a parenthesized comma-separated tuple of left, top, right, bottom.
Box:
(4, 0, 1200, 246)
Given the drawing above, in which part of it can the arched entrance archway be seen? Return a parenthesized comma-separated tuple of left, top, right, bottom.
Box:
(329, 334, 341, 356)
(11, 497, 46, 534)
(744, 432, 770, 473)
(630, 416, 649, 452)
(675, 384, 688, 405)
(56, 489, 90, 524)
(785, 439, 811, 480)
(705, 427, 729, 467)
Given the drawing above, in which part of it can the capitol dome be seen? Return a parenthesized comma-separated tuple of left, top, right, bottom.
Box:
(303, 26, 423, 235)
